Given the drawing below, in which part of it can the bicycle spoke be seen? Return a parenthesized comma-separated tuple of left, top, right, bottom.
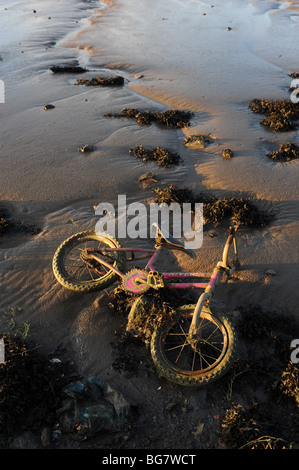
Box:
(161, 313, 228, 374)
(61, 238, 121, 283)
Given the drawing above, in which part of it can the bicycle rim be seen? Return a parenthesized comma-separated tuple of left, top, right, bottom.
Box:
(53, 231, 126, 292)
(162, 313, 227, 373)
(151, 306, 237, 386)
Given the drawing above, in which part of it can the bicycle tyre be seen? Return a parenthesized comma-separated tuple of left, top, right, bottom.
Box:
(150, 305, 237, 387)
(52, 230, 126, 292)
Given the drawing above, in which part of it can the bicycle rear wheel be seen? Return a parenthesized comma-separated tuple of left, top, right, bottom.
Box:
(52, 230, 126, 292)
(150, 305, 237, 387)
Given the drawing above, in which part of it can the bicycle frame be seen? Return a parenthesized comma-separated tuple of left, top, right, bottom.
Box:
(89, 226, 239, 338)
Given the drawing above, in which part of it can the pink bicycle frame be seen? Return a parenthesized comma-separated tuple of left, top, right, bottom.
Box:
(90, 226, 238, 337)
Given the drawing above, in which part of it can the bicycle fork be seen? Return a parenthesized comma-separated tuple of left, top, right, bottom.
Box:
(188, 267, 222, 341)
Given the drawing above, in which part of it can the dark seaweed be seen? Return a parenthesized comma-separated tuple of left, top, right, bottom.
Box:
(154, 184, 272, 227)
(50, 65, 88, 74)
(129, 145, 181, 167)
(267, 142, 299, 162)
(76, 76, 124, 87)
(249, 99, 299, 132)
(105, 108, 193, 128)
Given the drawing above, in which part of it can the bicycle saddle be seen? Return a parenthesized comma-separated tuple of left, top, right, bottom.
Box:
(152, 223, 196, 259)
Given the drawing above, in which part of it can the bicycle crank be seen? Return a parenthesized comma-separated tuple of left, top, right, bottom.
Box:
(121, 269, 164, 294)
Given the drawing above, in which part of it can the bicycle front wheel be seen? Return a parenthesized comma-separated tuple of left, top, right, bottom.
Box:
(52, 230, 126, 292)
(150, 305, 237, 387)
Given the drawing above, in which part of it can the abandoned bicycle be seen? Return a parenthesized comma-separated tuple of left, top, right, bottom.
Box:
(52, 224, 240, 387)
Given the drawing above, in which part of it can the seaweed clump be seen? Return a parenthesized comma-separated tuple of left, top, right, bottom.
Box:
(0, 334, 73, 447)
(109, 288, 190, 343)
(76, 76, 124, 87)
(50, 65, 88, 74)
(104, 108, 193, 128)
(154, 184, 272, 228)
(220, 404, 291, 449)
(279, 362, 299, 406)
(249, 99, 299, 132)
(0, 206, 40, 238)
(267, 142, 299, 162)
(222, 148, 233, 159)
(129, 145, 181, 167)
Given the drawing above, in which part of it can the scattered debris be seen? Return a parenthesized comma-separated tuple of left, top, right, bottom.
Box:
(76, 76, 124, 87)
(138, 172, 158, 183)
(129, 145, 181, 167)
(220, 403, 291, 449)
(222, 148, 234, 159)
(58, 376, 133, 439)
(50, 65, 88, 74)
(267, 142, 299, 162)
(104, 108, 193, 128)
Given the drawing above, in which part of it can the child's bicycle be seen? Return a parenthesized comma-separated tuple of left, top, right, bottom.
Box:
(52, 223, 240, 387)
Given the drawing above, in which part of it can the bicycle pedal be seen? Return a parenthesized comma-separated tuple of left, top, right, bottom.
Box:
(147, 271, 164, 289)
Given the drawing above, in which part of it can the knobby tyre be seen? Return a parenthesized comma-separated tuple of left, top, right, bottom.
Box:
(52, 230, 126, 292)
(150, 305, 237, 387)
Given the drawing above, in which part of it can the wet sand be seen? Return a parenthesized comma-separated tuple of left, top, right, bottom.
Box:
(0, 0, 298, 449)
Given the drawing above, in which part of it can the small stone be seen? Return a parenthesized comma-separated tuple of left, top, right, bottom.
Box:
(193, 423, 205, 439)
(227, 27, 232, 31)
(78, 144, 94, 153)
(134, 74, 144, 79)
(222, 148, 233, 159)
(184, 135, 211, 149)
(265, 269, 276, 276)
(43, 104, 55, 110)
